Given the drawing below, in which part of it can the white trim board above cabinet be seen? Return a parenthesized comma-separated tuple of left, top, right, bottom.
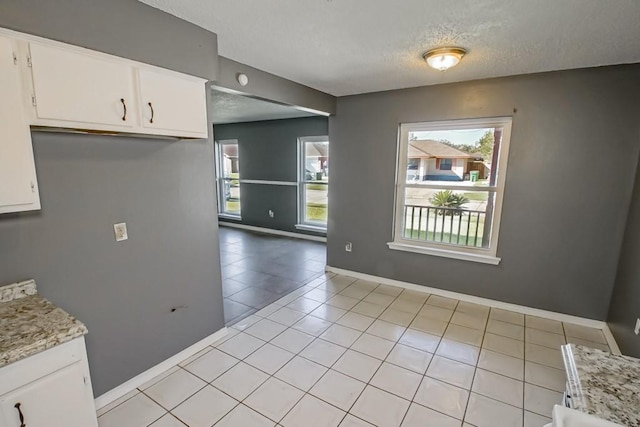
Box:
(0, 27, 210, 214)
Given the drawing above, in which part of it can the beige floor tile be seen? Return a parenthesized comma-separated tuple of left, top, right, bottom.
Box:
(477, 349, 524, 380)
(245, 343, 295, 375)
(366, 319, 407, 342)
(215, 404, 275, 427)
(471, 369, 523, 407)
(370, 362, 422, 400)
(327, 294, 361, 310)
(435, 339, 480, 366)
(351, 385, 411, 427)
(363, 291, 396, 306)
(563, 323, 607, 344)
(183, 348, 239, 382)
(340, 414, 376, 426)
(287, 296, 323, 314)
(482, 332, 524, 358)
(450, 311, 488, 330)
(443, 323, 484, 347)
(489, 308, 525, 326)
(401, 403, 462, 427)
(171, 385, 236, 426)
(524, 410, 552, 427)
(410, 316, 448, 336)
(245, 318, 288, 341)
(217, 332, 265, 359)
(270, 328, 315, 354)
(310, 369, 366, 410)
(525, 343, 564, 369)
(525, 328, 566, 349)
(385, 343, 433, 374)
(399, 329, 441, 352)
(300, 338, 347, 366)
(464, 393, 523, 427)
(524, 383, 563, 417)
(414, 377, 469, 420)
(144, 369, 206, 410)
(565, 336, 610, 352)
(275, 355, 328, 391)
(456, 301, 490, 317)
(245, 377, 304, 422)
(147, 414, 184, 427)
(352, 300, 387, 317)
(309, 303, 348, 322)
(98, 393, 165, 427)
(486, 318, 525, 340)
(212, 362, 269, 400)
(426, 295, 459, 310)
(268, 307, 307, 326)
(380, 308, 416, 326)
(418, 304, 454, 322)
(426, 355, 475, 389)
(292, 315, 333, 336)
(281, 394, 346, 427)
(320, 323, 362, 347)
(524, 361, 566, 392)
(337, 311, 376, 331)
(333, 349, 382, 382)
(351, 333, 395, 360)
(525, 316, 564, 334)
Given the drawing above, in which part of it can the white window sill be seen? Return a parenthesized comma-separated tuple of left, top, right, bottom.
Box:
(218, 213, 241, 221)
(295, 224, 327, 233)
(387, 241, 501, 265)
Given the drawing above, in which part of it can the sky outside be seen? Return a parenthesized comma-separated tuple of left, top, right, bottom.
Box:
(411, 128, 493, 146)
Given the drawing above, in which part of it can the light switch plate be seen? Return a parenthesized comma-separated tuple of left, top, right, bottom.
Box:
(114, 223, 128, 242)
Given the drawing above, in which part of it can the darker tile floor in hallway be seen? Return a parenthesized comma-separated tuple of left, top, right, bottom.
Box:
(219, 226, 326, 325)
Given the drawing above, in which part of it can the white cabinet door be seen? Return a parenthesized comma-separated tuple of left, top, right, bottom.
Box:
(0, 363, 97, 427)
(138, 68, 208, 137)
(29, 43, 136, 128)
(0, 36, 39, 213)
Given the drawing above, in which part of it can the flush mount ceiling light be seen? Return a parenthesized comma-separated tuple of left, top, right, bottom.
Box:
(423, 47, 467, 71)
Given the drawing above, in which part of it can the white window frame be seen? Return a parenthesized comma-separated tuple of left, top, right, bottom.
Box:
(215, 139, 241, 219)
(388, 117, 513, 265)
(296, 136, 329, 232)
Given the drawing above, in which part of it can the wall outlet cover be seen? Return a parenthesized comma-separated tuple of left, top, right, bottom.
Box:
(268, 210, 275, 218)
(114, 222, 128, 242)
(345, 242, 352, 252)
(635, 318, 640, 336)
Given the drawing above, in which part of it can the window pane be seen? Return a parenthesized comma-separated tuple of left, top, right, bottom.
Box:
(304, 183, 328, 224)
(219, 142, 241, 216)
(407, 127, 503, 186)
(304, 140, 329, 182)
(402, 188, 495, 248)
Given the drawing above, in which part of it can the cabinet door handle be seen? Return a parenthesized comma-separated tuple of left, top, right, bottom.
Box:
(120, 98, 127, 121)
(14, 403, 26, 427)
(148, 102, 154, 124)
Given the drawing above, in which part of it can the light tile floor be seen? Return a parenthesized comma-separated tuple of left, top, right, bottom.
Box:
(98, 273, 610, 427)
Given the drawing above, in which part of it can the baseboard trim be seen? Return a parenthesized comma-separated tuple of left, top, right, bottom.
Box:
(326, 266, 609, 330)
(219, 222, 327, 242)
(602, 324, 622, 355)
(94, 327, 228, 410)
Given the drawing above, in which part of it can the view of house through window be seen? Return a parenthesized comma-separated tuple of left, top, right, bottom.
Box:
(216, 140, 241, 217)
(393, 118, 512, 260)
(299, 137, 329, 227)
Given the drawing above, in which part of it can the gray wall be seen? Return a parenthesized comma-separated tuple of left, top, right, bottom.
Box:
(0, 132, 224, 396)
(216, 57, 336, 115)
(608, 154, 640, 357)
(0, 0, 218, 80)
(214, 117, 328, 235)
(328, 65, 640, 320)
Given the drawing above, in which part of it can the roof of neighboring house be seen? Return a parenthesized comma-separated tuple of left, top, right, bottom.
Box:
(409, 139, 477, 159)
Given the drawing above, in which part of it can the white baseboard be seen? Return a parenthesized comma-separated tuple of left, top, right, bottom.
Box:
(326, 266, 614, 333)
(602, 324, 622, 355)
(219, 221, 327, 242)
(94, 327, 228, 410)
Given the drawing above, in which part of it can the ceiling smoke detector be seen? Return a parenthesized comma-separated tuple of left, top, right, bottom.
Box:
(423, 47, 467, 71)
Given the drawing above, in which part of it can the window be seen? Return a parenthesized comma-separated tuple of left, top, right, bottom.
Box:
(215, 140, 241, 217)
(297, 136, 329, 230)
(390, 118, 512, 264)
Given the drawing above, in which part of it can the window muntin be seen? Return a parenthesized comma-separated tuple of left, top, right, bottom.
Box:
(216, 140, 241, 217)
(299, 136, 329, 227)
(393, 118, 512, 260)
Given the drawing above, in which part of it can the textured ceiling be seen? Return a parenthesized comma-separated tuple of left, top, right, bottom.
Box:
(211, 90, 316, 124)
(140, 0, 640, 96)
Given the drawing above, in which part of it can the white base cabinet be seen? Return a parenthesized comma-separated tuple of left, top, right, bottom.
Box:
(0, 338, 98, 427)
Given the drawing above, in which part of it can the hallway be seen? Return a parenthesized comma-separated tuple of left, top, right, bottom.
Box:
(219, 226, 327, 324)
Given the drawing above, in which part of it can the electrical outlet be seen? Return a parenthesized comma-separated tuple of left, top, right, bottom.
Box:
(345, 242, 352, 252)
(635, 318, 640, 336)
(268, 210, 275, 218)
(113, 223, 128, 242)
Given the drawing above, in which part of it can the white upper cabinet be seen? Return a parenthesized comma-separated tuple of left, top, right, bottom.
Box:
(138, 68, 208, 137)
(29, 43, 137, 129)
(0, 36, 40, 214)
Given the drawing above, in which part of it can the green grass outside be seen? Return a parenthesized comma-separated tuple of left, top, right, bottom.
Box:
(306, 183, 328, 191)
(462, 192, 489, 201)
(404, 229, 484, 247)
(306, 203, 327, 222)
(225, 199, 241, 214)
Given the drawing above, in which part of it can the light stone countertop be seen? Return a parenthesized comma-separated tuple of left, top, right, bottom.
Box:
(562, 343, 640, 427)
(0, 280, 87, 368)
